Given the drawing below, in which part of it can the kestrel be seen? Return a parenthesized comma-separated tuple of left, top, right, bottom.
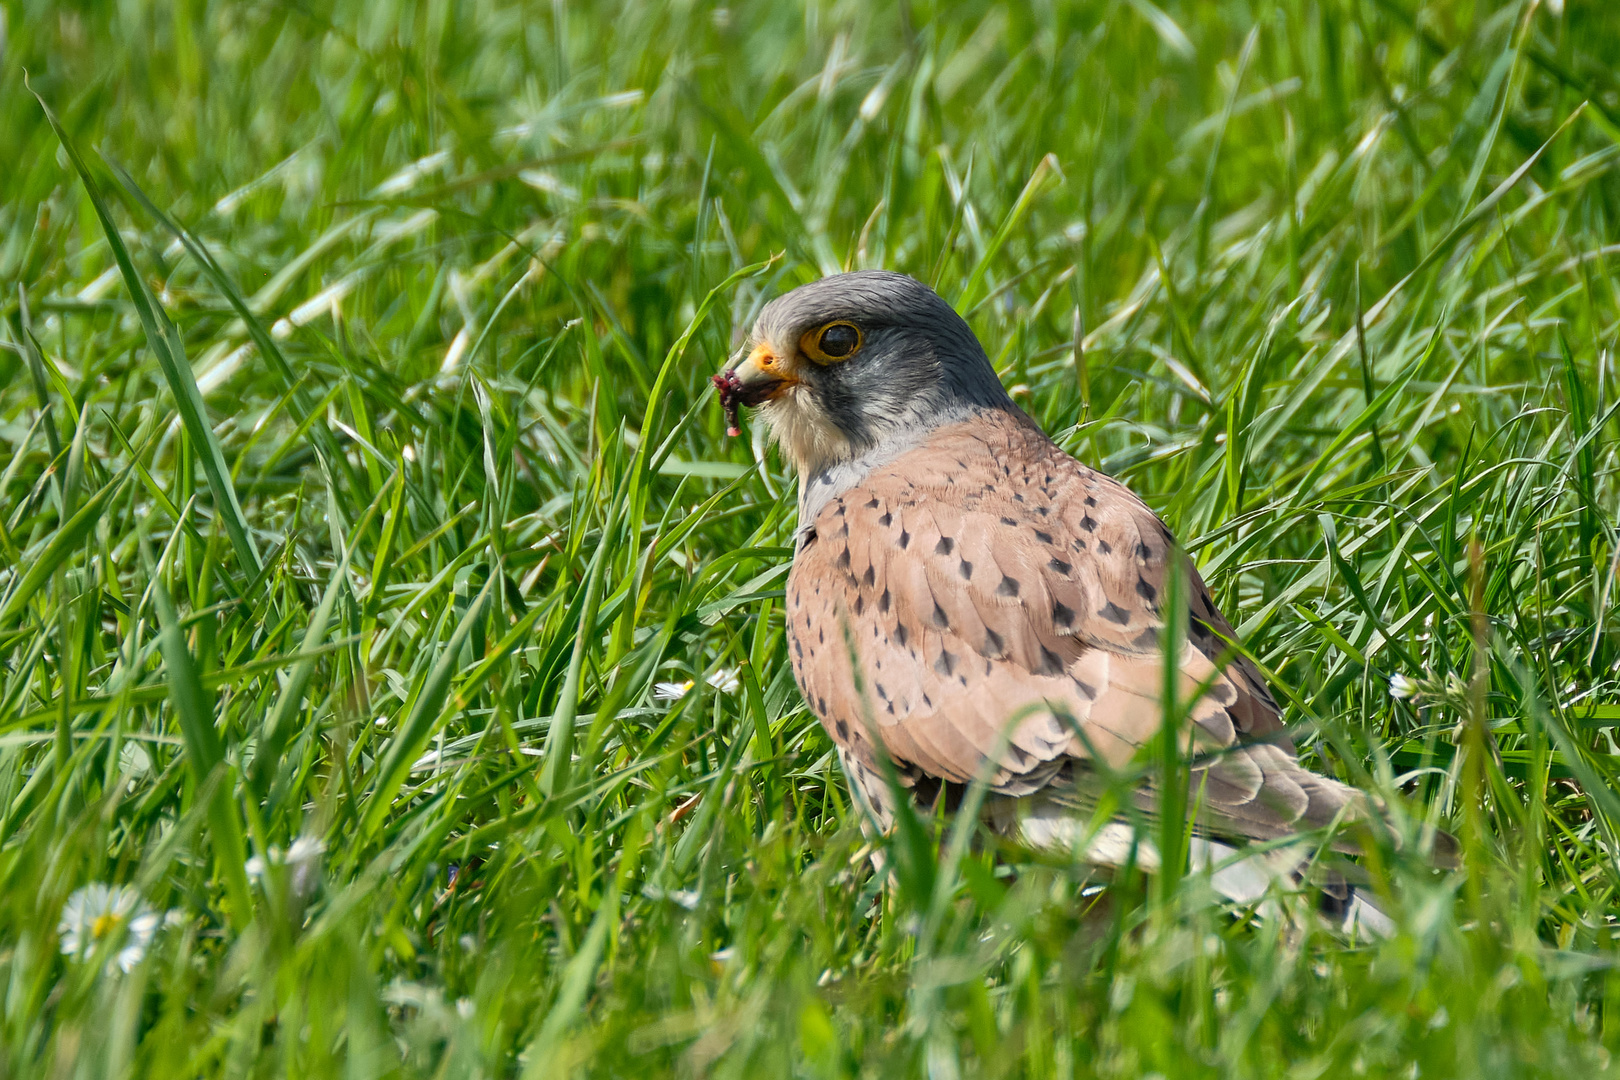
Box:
(714, 271, 1451, 928)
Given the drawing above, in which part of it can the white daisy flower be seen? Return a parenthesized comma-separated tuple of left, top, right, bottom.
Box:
(246, 834, 326, 898)
(58, 883, 160, 973)
(705, 668, 740, 695)
(654, 668, 739, 701)
(286, 835, 325, 866)
(653, 680, 694, 702)
(1389, 674, 1418, 700)
(286, 835, 325, 897)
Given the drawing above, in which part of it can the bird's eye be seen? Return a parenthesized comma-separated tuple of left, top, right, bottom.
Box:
(800, 321, 863, 363)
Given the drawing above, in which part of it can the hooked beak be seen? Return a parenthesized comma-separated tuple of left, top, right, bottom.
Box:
(712, 342, 798, 436)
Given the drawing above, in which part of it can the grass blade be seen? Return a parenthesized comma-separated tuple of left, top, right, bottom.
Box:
(359, 572, 496, 840)
(30, 81, 262, 577)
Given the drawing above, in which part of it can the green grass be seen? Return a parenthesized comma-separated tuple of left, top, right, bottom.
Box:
(2, 0, 1619, 1075)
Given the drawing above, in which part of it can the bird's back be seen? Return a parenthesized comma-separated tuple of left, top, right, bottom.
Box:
(784, 408, 1383, 853)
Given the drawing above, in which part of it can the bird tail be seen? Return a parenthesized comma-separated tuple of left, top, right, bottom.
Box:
(1190, 834, 1395, 938)
(988, 796, 1401, 937)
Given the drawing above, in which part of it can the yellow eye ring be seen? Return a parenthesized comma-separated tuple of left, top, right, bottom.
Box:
(799, 321, 863, 363)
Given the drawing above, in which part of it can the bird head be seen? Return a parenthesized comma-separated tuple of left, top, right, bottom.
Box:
(713, 271, 1013, 478)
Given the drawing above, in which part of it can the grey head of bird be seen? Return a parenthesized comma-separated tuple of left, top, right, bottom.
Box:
(713, 271, 1014, 480)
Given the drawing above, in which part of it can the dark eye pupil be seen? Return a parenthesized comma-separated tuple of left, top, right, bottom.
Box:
(819, 324, 858, 357)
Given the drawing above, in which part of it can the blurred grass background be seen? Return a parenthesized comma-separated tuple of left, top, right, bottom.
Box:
(2, 0, 1620, 1075)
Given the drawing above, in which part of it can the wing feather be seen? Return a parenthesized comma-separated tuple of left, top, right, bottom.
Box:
(788, 412, 1322, 835)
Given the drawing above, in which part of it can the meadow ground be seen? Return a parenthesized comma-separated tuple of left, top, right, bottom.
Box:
(3, 0, 1620, 1075)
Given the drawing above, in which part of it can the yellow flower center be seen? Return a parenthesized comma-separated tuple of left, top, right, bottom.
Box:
(92, 913, 119, 939)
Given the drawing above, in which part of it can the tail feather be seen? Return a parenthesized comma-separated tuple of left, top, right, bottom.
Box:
(989, 794, 1403, 937)
(1017, 753, 1459, 870)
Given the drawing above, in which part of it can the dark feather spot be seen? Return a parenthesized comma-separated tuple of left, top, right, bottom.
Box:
(935, 537, 955, 555)
(1013, 493, 1025, 503)
(878, 512, 892, 527)
(837, 549, 850, 570)
(865, 497, 879, 508)
(1000, 516, 1018, 527)
(1034, 530, 1054, 545)
(1136, 543, 1154, 561)
(1073, 678, 1097, 700)
(835, 719, 849, 739)
(1135, 577, 1157, 603)
(896, 623, 909, 646)
(1038, 646, 1065, 676)
(1080, 514, 1098, 532)
(1097, 540, 1112, 555)
(922, 693, 932, 709)
(854, 595, 865, 615)
(932, 603, 950, 629)
(997, 576, 1020, 598)
(1052, 601, 1075, 629)
(880, 589, 891, 613)
(899, 530, 911, 549)
(863, 566, 876, 588)
(819, 628, 826, 643)
(984, 628, 1005, 656)
(876, 683, 889, 700)
(934, 650, 956, 677)
(1037, 506, 1050, 517)
(1099, 602, 1131, 625)
(959, 559, 973, 580)
(1084, 495, 1097, 507)
(1049, 558, 1072, 575)
(1073, 538, 1087, 551)
(1132, 628, 1160, 650)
